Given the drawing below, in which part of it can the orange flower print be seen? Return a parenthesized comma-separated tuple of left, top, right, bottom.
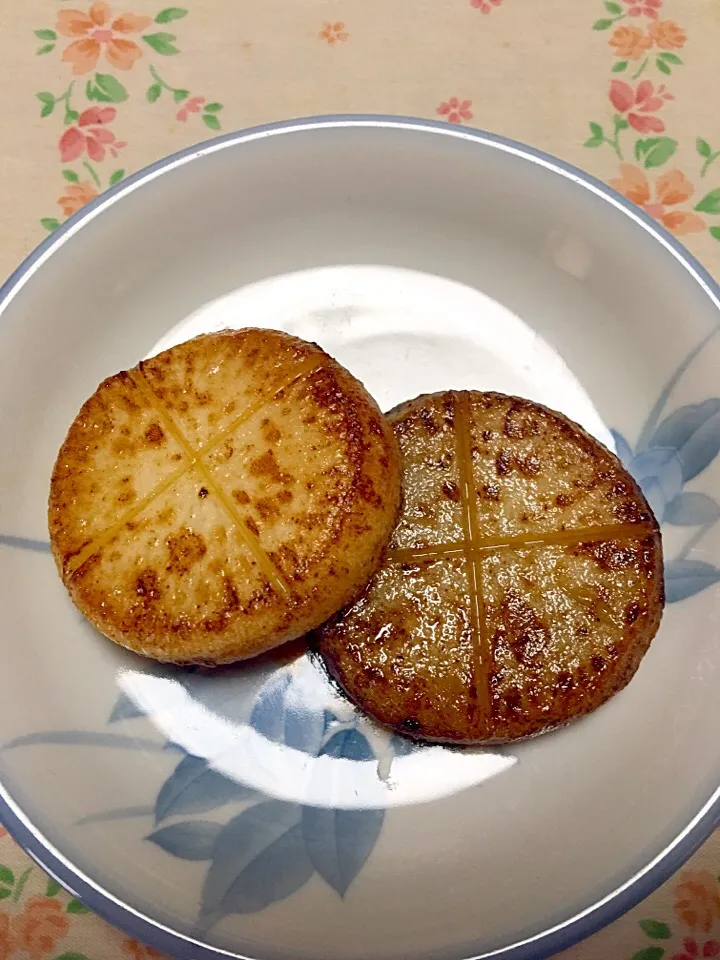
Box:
(0, 826, 7, 838)
(0, 913, 12, 959)
(436, 98, 473, 124)
(13, 895, 70, 960)
(649, 19, 686, 49)
(610, 165, 706, 236)
(122, 937, 168, 960)
(57, 1, 152, 74)
(673, 871, 720, 932)
(609, 25, 652, 60)
(57, 181, 98, 217)
(319, 21, 348, 44)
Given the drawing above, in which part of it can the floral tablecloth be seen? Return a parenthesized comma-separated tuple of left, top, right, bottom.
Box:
(2, 0, 720, 958)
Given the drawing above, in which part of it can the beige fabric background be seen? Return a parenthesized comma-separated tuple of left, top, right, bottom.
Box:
(1, 0, 720, 958)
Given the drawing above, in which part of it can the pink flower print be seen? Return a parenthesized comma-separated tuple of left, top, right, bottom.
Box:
(470, 0, 502, 12)
(176, 96, 205, 122)
(623, 0, 662, 17)
(436, 98, 473, 124)
(634, 79, 673, 112)
(59, 106, 125, 162)
(608, 79, 672, 133)
(673, 938, 720, 960)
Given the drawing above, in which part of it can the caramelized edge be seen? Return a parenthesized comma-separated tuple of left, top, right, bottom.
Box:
(64, 355, 325, 581)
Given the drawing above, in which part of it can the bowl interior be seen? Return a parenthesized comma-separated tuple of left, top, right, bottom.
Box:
(1, 119, 720, 960)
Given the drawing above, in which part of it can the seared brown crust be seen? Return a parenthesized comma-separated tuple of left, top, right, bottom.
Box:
(317, 391, 664, 744)
(49, 328, 402, 663)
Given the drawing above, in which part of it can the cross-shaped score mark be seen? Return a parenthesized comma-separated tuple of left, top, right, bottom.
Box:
(382, 390, 656, 726)
(65, 353, 328, 598)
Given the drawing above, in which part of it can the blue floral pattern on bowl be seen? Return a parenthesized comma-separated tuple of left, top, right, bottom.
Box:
(64, 666, 406, 930)
(611, 331, 720, 603)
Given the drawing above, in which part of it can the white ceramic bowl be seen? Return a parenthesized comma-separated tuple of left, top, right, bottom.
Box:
(2, 116, 720, 960)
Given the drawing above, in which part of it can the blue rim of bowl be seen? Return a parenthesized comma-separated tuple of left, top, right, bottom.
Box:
(1, 114, 719, 960)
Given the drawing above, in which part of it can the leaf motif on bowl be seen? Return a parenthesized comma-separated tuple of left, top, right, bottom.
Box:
(147, 820, 222, 860)
(301, 726, 385, 897)
(249, 668, 333, 754)
(154, 752, 256, 822)
(198, 800, 313, 929)
(610, 338, 720, 603)
(664, 492, 720, 527)
(108, 691, 147, 724)
(302, 801, 384, 898)
(664, 559, 720, 603)
(89, 666, 398, 923)
(651, 398, 720, 482)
